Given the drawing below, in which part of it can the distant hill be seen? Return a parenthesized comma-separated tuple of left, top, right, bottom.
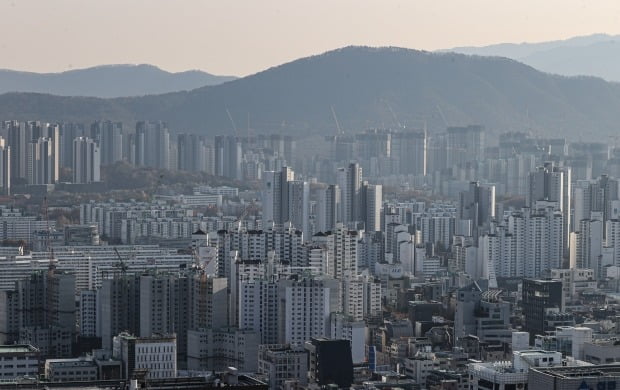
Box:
(446, 34, 620, 82)
(2, 46, 620, 140)
(0, 64, 236, 97)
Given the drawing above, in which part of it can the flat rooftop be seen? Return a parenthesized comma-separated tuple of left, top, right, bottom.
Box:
(533, 364, 620, 379)
(0, 345, 38, 354)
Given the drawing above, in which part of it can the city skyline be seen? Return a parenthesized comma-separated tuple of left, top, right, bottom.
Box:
(0, 118, 620, 387)
(4, 2, 620, 388)
(2, 1, 620, 76)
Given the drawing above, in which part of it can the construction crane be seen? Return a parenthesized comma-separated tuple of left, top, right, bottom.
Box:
(331, 105, 343, 135)
(113, 247, 128, 274)
(42, 196, 56, 272)
(233, 199, 257, 231)
(435, 104, 449, 128)
(247, 112, 254, 142)
(190, 247, 201, 269)
(226, 108, 238, 136)
(381, 98, 402, 128)
(407, 118, 428, 133)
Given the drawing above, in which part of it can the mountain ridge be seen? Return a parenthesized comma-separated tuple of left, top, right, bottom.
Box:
(444, 34, 620, 82)
(0, 64, 237, 98)
(1, 46, 620, 140)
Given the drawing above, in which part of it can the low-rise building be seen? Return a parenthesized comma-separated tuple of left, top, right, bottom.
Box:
(583, 339, 620, 364)
(550, 268, 596, 303)
(330, 314, 366, 364)
(19, 326, 73, 359)
(362, 371, 418, 390)
(258, 344, 308, 390)
(402, 353, 440, 384)
(64, 224, 100, 246)
(528, 364, 620, 390)
(469, 350, 564, 390)
(0, 371, 267, 390)
(45, 357, 98, 382)
(44, 351, 122, 382)
(534, 326, 592, 359)
(113, 332, 177, 380)
(426, 370, 468, 390)
(305, 338, 353, 389)
(0, 345, 40, 380)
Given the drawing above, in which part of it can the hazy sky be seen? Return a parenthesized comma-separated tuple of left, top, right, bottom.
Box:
(2, 0, 620, 76)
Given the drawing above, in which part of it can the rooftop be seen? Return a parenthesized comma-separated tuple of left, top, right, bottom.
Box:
(532, 364, 620, 379)
(0, 345, 39, 354)
(45, 358, 96, 367)
(586, 338, 620, 346)
(115, 332, 176, 342)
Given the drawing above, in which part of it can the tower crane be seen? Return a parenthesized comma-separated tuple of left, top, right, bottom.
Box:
(382, 98, 402, 128)
(331, 105, 343, 135)
(43, 197, 56, 272)
(226, 108, 238, 136)
(113, 247, 128, 274)
(436, 104, 449, 128)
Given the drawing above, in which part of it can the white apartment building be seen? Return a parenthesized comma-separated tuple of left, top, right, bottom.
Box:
(402, 352, 440, 385)
(413, 213, 455, 251)
(311, 223, 358, 279)
(212, 224, 305, 278)
(288, 180, 310, 236)
(153, 194, 222, 207)
(422, 256, 443, 276)
(479, 226, 515, 279)
(362, 183, 382, 232)
(515, 206, 563, 277)
(72, 136, 100, 184)
(307, 245, 329, 275)
(279, 277, 341, 346)
(572, 217, 605, 278)
(0, 245, 194, 292)
(193, 185, 239, 197)
(238, 280, 280, 345)
(0, 207, 55, 242)
(343, 276, 365, 321)
(80, 200, 220, 244)
(342, 275, 381, 321)
(606, 218, 620, 267)
(479, 206, 563, 280)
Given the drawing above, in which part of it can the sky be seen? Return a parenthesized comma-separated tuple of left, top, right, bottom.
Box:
(1, 0, 620, 76)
